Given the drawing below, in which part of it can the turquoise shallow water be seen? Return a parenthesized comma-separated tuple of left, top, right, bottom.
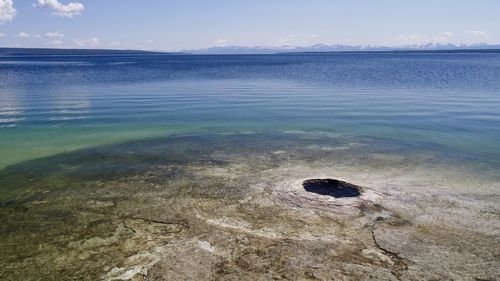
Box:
(1, 53, 500, 171)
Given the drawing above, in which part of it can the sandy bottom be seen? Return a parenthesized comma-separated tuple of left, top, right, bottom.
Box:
(0, 132, 499, 281)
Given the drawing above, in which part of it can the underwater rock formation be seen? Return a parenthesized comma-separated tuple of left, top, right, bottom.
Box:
(0, 132, 498, 280)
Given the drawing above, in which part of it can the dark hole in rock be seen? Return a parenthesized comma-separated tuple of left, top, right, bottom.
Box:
(303, 179, 362, 198)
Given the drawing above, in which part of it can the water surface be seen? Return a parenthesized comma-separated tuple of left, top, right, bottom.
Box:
(1, 52, 500, 172)
(1, 52, 500, 280)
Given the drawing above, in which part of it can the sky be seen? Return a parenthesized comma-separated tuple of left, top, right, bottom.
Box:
(0, 0, 499, 51)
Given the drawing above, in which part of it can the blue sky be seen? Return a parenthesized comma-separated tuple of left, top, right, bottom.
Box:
(0, 0, 499, 51)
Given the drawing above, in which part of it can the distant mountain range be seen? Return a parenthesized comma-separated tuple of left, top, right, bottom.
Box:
(184, 43, 500, 54)
(1, 43, 500, 56)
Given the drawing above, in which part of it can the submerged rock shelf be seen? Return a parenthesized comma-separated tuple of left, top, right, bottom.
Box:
(0, 132, 498, 281)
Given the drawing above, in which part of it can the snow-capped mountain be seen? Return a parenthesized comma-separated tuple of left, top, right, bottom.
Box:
(184, 43, 500, 54)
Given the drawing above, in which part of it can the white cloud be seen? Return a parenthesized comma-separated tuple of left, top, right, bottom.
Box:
(0, 0, 16, 24)
(432, 31, 455, 43)
(46, 40, 63, 45)
(17, 32, 31, 38)
(394, 30, 495, 46)
(278, 33, 297, 45)
(45, 32, 64, 38)
(74, 37, 99, 46)
(306, 34, 319, 39)
(109, 41, 121, 46)
(467, 30, 488, 37)
(394, 33, 428, 45)
(301, 34, 322, 46)
(34, 34, 42, 38)
(0, 32, 5, 37)
(395, 32, 459, 45)
(35, 0, 84, 18)
(213, 39, 227, 46)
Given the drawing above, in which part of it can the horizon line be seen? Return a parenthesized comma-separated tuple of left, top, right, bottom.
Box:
(2, 45, 500, 56)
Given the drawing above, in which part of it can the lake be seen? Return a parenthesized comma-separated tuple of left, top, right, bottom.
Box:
(1, 52, 499, 280)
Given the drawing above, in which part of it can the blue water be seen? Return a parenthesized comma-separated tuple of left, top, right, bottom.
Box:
(1, 53, 500, 170)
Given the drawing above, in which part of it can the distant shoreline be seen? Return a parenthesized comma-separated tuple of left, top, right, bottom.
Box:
(0, 47, 168, 56)
(1, 47, 500, 56)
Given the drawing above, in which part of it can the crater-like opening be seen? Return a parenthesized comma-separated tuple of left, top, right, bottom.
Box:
(303, 178, 362, 198)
